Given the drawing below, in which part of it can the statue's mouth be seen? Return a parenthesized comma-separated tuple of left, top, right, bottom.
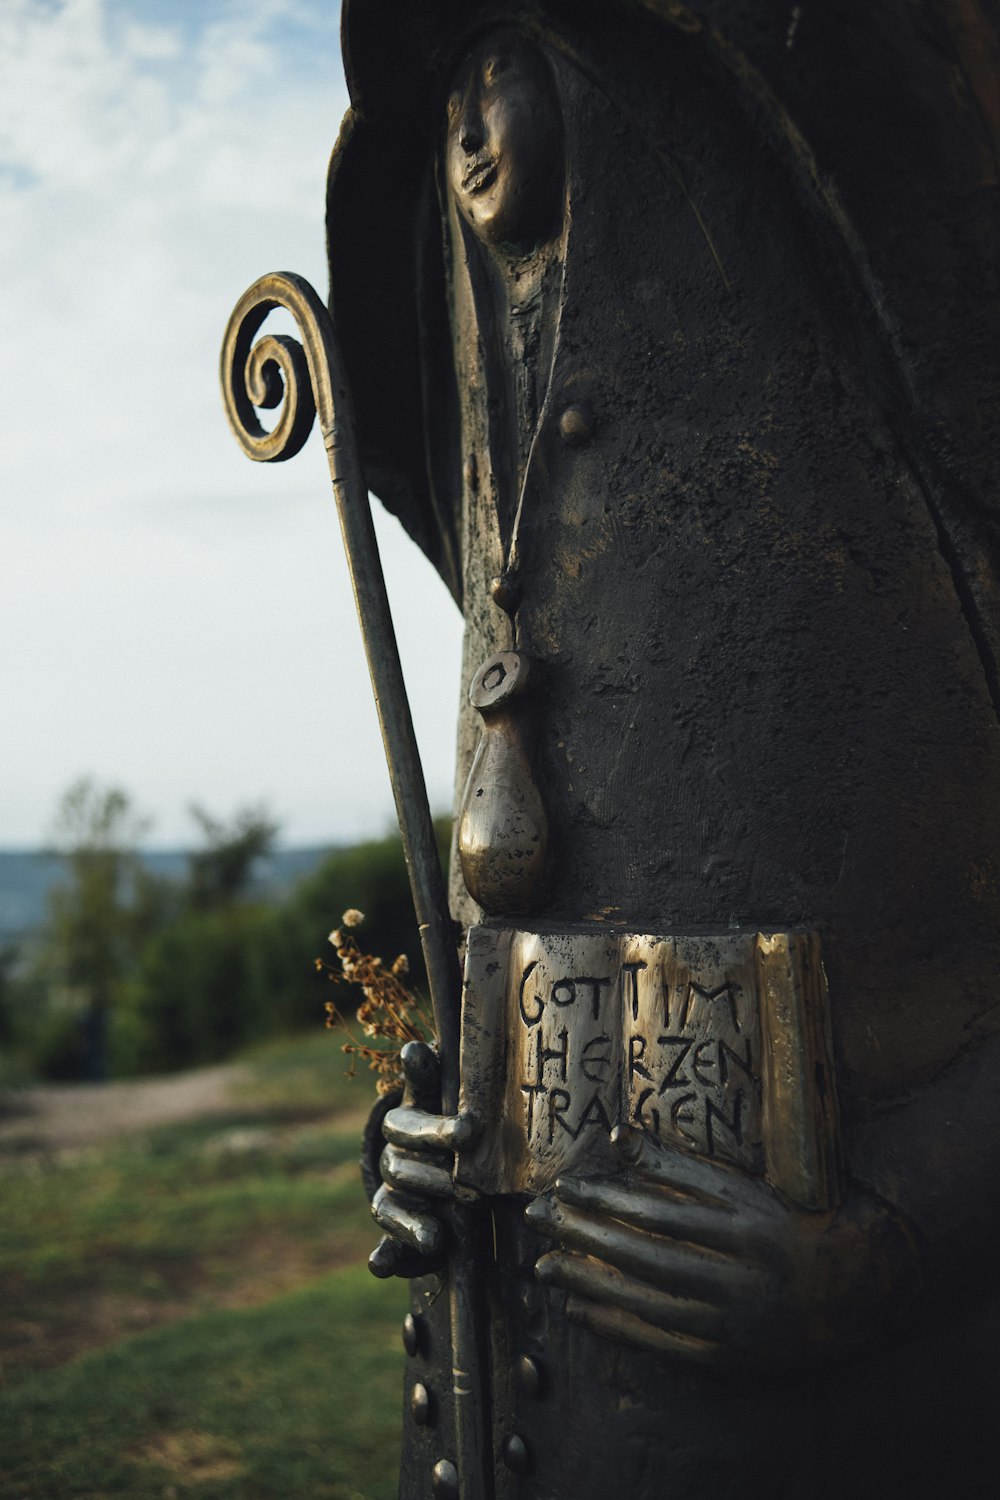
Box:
(463, 156, 498, 194)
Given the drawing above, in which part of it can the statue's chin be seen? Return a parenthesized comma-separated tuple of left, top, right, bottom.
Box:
(465, 211, 559, 260)
(460, 174, 556, 257)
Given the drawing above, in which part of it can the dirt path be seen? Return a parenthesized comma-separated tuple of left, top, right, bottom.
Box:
(0, 1061, 252, 1155)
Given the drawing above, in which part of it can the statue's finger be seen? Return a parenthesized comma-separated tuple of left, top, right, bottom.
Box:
(384, 1104, 481, 1152)
(401, 1040, 441, 1111)
(381, 1143, 453, 1195)
(525, 1196, 753, 1301)
(371, 1183, 443, 1257)
(368, 1234, 405, 1278)
(380, 1144, 477, 1202)
(535, 1250, 722, 1340)
(611, 1126, 754, 1207)
(564, 1297, 723, 1367)
(552, 1176, 761, 1257)
(368, 1234, 434, 1281)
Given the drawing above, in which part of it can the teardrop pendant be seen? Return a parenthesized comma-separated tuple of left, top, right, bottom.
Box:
(458, 651, 549, 915)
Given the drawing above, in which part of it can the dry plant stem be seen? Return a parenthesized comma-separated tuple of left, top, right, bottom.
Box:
(319, 909, 436, 1094)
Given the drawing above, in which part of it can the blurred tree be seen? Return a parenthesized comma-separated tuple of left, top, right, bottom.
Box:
(109, 803, 282, 1073)
(187, 803, 280, 911)
(41, 778, 161, 1079)
(0, 944, 17, 1045)
(22, 793, 453, 1080)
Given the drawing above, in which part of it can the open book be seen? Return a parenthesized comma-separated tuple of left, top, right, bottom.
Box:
(457, 925, 840, 1210)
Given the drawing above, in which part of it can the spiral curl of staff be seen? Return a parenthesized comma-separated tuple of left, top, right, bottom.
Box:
(220, 272, 330, 463)
(220, 271, 462, 1102)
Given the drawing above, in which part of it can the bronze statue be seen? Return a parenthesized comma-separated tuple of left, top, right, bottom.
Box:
(224, 2, 1000, 1495)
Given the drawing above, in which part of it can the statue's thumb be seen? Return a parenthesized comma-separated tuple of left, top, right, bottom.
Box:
(401, 1039, 442, 1113)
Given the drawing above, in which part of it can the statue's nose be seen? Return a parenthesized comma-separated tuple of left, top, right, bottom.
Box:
(459, 103, 484, 154)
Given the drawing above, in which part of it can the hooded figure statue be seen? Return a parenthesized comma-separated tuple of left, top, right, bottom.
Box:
(325, 3, 1000, 1496)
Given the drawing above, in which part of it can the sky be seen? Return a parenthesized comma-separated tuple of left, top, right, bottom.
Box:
(0, 0, 464, 850)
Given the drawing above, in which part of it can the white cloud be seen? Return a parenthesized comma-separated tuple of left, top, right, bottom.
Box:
(1, 0, 464, 846)
(0, 0, 345, 502)
(1, 0, 172, 190)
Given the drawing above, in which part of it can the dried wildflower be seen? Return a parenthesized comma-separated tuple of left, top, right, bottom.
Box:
(320, 908, 435, 1093)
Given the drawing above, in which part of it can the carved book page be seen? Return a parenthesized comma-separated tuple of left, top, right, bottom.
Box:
(457, 925, 840, 1209)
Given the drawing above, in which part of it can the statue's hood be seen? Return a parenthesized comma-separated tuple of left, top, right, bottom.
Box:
(327, 0, 1000, 644)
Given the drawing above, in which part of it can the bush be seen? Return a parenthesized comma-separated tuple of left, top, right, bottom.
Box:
(104, 822, 451, 1077)
(264, 821, 451, 1035)
(29, 1004, 90, 1081)
(16, 816, 453, 1081)
(112, 905, 278, 1073)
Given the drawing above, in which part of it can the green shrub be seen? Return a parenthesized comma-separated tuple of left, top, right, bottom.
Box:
(28, 1002, 89, 1081)
(115, 905, 278, 1073)
(18, 818, 452, 1080)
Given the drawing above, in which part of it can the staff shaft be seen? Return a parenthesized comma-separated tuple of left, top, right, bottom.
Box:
(222, 272, 492, 1498)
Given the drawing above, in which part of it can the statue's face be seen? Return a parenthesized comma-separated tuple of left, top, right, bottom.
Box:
(446, 29, 563, 253)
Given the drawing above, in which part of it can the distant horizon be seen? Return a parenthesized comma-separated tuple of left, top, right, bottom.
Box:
(0, 817, 452, 857)
(0, 840, 369, 943)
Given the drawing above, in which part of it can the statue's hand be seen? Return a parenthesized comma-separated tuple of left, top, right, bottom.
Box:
(368, 1040, 481, 1279)
(525, 1124, 919, 1370)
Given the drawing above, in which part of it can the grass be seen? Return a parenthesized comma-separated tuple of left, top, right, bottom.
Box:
(2, 1270, 403, 1499)
(0, 1032, 406, 1498)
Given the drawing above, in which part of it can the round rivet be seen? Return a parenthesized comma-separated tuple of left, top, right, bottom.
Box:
(402, 1312, 420, 1357)
(411, 1382, 431, 1426)
(559, 403, 593, 446)
(502, 1432, 530, 1475)
(516, 1354, 542, 1397)
(517, 1278, 544, 1327)
(431, 1458, 459, 1498)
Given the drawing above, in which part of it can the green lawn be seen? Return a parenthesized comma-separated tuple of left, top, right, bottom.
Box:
(0, 1034, 406, 1499)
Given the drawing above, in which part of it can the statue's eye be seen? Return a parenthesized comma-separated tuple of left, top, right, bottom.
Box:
(483, 53, 509, 84)
(446, 91, 462, 124)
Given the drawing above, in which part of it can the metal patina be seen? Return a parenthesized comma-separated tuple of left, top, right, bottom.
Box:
(222, 2, 1000, 1495)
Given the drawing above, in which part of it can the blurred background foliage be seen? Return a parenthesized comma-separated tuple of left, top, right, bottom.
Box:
(3, 777, 450, 1084)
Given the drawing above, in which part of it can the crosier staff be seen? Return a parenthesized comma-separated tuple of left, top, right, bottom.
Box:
(220, 272, 492, 1500)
